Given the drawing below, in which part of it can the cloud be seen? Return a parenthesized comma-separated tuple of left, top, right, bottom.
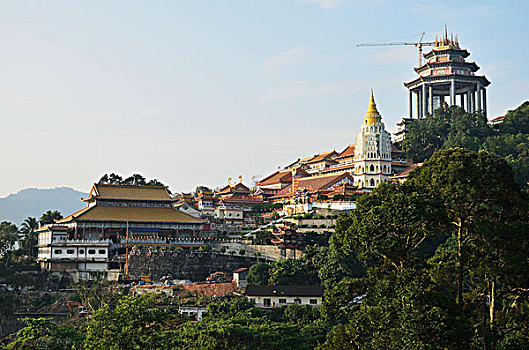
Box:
(264, 45, 310, 70)
(263, 80, 361, 101)
(307, 0, 343, 9)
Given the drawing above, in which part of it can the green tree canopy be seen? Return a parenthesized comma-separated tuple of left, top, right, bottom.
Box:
(39, 210, 63, 225)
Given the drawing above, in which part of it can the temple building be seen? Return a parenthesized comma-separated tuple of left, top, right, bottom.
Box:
(37, 183, 204, 277)
(256, 90, 406, 200)
(404, 26, 490, 119)
(352, 90, 393, 189)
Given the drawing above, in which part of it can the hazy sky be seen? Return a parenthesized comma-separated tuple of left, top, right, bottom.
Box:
(1, 0, 527, 197)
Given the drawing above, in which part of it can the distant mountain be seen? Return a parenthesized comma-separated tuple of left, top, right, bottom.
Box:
(0, 187, 88, 226)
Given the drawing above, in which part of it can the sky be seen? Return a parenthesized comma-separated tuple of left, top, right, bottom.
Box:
(0, 0, 528, 197)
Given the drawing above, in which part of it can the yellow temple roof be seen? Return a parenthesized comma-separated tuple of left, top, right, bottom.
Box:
(56, 205, 204, 224)
(83, 183, 173, 202)
(363, 89, 381, 125)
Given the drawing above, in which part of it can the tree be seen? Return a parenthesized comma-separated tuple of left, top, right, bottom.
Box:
(84, 293, 183, 349)
(39, 210, 63, 225)
(401, 106, 451, 162)
(407, 148, 529, 348)
(19, 217, 39, 260)
(268, 259, 319, 286)
(122, 174, 146, 185)
(442, 108, 492, 151)
(0, 221, 19, 266)
(331, 181, 444, 272)
(247, 262, 272, 285)
(6, 317, 84, 350)
(319, 265, 471, 350)
(407, 148, 521, 307)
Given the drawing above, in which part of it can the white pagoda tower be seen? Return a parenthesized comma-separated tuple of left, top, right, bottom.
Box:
(353, 90, 392, 189)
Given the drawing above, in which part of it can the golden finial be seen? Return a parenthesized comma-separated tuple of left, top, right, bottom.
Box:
(364, 89, 380, 124)
(444, 23, 448, 43)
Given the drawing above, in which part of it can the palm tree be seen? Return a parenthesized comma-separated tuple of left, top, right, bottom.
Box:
(19, 217, 39, 260)
(40, 210, 63, 225)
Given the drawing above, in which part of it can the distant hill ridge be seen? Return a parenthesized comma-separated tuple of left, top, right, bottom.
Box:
(0, 187, 88, 226)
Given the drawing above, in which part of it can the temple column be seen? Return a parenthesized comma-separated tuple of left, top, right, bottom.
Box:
(477, 83, 482, 111)
(460, 94, 465, 109)
(482, 88, 487, 118)
(422, 84, 427, 118)
(408, 89, 413, 118)
(471, 88, 476, 113)
(416, 90, 421, 119)
(466, 89, 471, 112)
(428, 85, 433, 114)
(450, 80, 456, 106)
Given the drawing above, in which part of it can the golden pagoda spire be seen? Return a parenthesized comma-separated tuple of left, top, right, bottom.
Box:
(364, 89, 381, 125)
(444, 23, 448, 44)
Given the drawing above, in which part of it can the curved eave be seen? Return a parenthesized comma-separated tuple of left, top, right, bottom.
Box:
(404, 74, 491, 88)
(424, 47, 470, 59)
(414, 61, 479, 74)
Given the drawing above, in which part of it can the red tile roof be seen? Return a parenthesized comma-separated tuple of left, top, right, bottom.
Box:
(297, 173, 354, 192)
(336, 144, 355, 158)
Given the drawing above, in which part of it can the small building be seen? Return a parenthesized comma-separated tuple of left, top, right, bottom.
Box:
(245, 285, 325, 308)
(232, 267, 249, 288)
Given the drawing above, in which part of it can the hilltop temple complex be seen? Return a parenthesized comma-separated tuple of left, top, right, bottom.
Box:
(395, 26, 491, 141)
(256, 91, 411, 203)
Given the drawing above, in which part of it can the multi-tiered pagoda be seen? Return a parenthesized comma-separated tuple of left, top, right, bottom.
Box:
(404, 26, 490, 119)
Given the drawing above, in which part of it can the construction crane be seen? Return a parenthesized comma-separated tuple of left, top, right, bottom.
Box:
(357, 32, 434, 66)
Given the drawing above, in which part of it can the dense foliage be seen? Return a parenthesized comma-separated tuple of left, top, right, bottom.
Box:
(401, 102, 529, 187)
(325, 148, 529, 349)
(98, 173, 167, 187)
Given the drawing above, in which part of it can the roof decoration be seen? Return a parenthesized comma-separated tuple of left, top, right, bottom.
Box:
(435, 24, 460, 49)
(363, 89, 382, 125)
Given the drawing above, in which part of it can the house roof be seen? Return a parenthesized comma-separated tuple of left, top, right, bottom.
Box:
(84, 184, 172, 202)
(336, 144, 355, 158)
(490, 115, 505, 123)
(217, 182, 251, 194)
(297, 173, 353, 192)
(232, 267, 248, 273)
(257, 170, 293, 186)
(245, 285, 324, 297)
(391, 163, 420, 178)
(307, 150, 338, 163)
(56, 205, 203, 224)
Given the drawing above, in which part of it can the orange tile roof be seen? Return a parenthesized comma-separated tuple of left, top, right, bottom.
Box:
(85, 184, 172, 201)
(256, 170, 293, 186)
(336, 144, 355, 158)
(391, 163, 420, 178)
(307, 150, 337, 163)
(297, 173, 353, 192)
(56, 205, 203, 224)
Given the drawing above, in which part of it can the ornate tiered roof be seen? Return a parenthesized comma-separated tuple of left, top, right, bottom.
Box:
(56, 205, 203, 224)
(83, 183, 173, 202)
